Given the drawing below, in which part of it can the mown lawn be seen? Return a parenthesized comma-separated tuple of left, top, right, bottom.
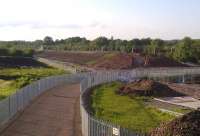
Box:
(0, 68, 67, 100)
(91, 82, 176, 134)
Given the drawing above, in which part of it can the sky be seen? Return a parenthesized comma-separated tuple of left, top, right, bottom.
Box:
(0, 0, 200, 41)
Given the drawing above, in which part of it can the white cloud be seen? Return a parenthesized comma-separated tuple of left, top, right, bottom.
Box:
(0, 0, 112, 40)
(0, 0, 199, 40)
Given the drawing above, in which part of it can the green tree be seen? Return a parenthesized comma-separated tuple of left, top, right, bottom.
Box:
(92, 37, 109, 51)
(43, 36, 54, 45)
(173, 37, 197, 62)
(145, 39, 164, 56)
(0, 48, 9, 56)
(24, 49, 34, 57)
(9, 48, 23, 57)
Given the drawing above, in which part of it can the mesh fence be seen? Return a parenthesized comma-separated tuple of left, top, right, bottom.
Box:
(0, 67, 200, 135)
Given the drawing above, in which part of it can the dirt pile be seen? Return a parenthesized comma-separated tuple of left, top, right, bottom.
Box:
(166, 83, 200, 99)
(150, 110, 200, 136)
(37, 51, 105, 65)
(38, 51, 188, 70)
(0, 57, 47, 68)
(117, 80, 184, 97)
(89, 53, 134, 69)
(145, 56, 187, 67)
(89, 53, 187, 70)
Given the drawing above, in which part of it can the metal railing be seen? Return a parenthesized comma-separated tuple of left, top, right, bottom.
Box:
(0, 67, 200, 135)
(80, 68, 200, 136)
(0, 74, 82, 127)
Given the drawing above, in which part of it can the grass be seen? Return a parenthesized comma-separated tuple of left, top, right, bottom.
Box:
(85, 60, 97, 65)
(102, 53, 116, 59)
(171, 107, 192, 114)
(0, 68, 67, 100)
(91, 82, 176, 134)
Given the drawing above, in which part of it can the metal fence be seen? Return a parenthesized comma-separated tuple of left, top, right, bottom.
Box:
(0, 74, 83, 128)
(0, 67, 200, 135)
(80, 68, 200, 136)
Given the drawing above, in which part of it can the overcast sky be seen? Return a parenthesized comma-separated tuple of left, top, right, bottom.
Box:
(0, 0, 200, 41)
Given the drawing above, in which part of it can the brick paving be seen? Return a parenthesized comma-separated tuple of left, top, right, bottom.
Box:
(0, 84, 82, 136)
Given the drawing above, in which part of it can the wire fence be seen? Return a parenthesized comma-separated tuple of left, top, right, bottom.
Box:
(0, 67, 200, 135)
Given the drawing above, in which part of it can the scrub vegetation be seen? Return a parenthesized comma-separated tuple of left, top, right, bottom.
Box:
(0, 53, 68, 100)
(0, 67, 66, 100)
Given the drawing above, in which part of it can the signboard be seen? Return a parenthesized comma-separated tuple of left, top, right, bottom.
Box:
(113, 127, 119, 136)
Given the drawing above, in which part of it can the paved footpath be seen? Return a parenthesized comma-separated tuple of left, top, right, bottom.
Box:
(0, 84, 82, 136)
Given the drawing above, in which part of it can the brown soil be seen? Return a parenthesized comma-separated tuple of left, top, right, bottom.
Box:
(117, 80, 185, 97)
(89, 53, 187, 69)
(37, 51, 105, 65)
(166, 83, 200, 99)
(88, 53, 134, 70)
(144, 56, 187, 67)
(37, 51, 187, 70)
(150, 110, 200, 136)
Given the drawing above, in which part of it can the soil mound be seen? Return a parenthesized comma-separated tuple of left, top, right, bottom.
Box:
(0, 57, 48, 68)
(89, 53, 134, 70)
(38, 51, 187, 70)
(37, 51, 105, 65)
(145, 56, 187, 67)
(166, 83, 200, 99)
(150, 110, 200, 136)
(117, 80, 184, 97)
(89, 53, 187, 70)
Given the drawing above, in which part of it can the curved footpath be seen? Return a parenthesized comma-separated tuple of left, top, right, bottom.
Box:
(0, 84, 81, 136)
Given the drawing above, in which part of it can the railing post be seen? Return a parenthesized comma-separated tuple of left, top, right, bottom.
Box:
(8, 96, 11, 118)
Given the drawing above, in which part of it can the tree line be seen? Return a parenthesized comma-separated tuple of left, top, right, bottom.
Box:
(0, 48, 34, 57)
(0, 36, 200, 63)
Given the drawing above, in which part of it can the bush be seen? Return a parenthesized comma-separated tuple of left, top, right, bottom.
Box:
(0, 48, 9, 56)
(0, 48, 34, 57)
(9, 48, 24, 57)
(23, 49, 34, 57)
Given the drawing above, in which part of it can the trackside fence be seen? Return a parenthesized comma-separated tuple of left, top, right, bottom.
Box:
(0, 67, 200, 135)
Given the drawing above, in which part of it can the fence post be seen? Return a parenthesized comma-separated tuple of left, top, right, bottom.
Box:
(8, 96, 11, 118)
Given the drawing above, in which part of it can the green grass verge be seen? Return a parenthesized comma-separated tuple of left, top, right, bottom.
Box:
(0, 68, 67, 100)
(91, 82, 176, 134)
(171, 107, 192, 114)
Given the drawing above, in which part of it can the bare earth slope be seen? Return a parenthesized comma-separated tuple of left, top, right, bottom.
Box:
(37, 51, 188, 70)
(150, 110, 200, 136)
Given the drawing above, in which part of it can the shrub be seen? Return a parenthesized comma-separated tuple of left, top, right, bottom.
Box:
(0, 48, 9, 56)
